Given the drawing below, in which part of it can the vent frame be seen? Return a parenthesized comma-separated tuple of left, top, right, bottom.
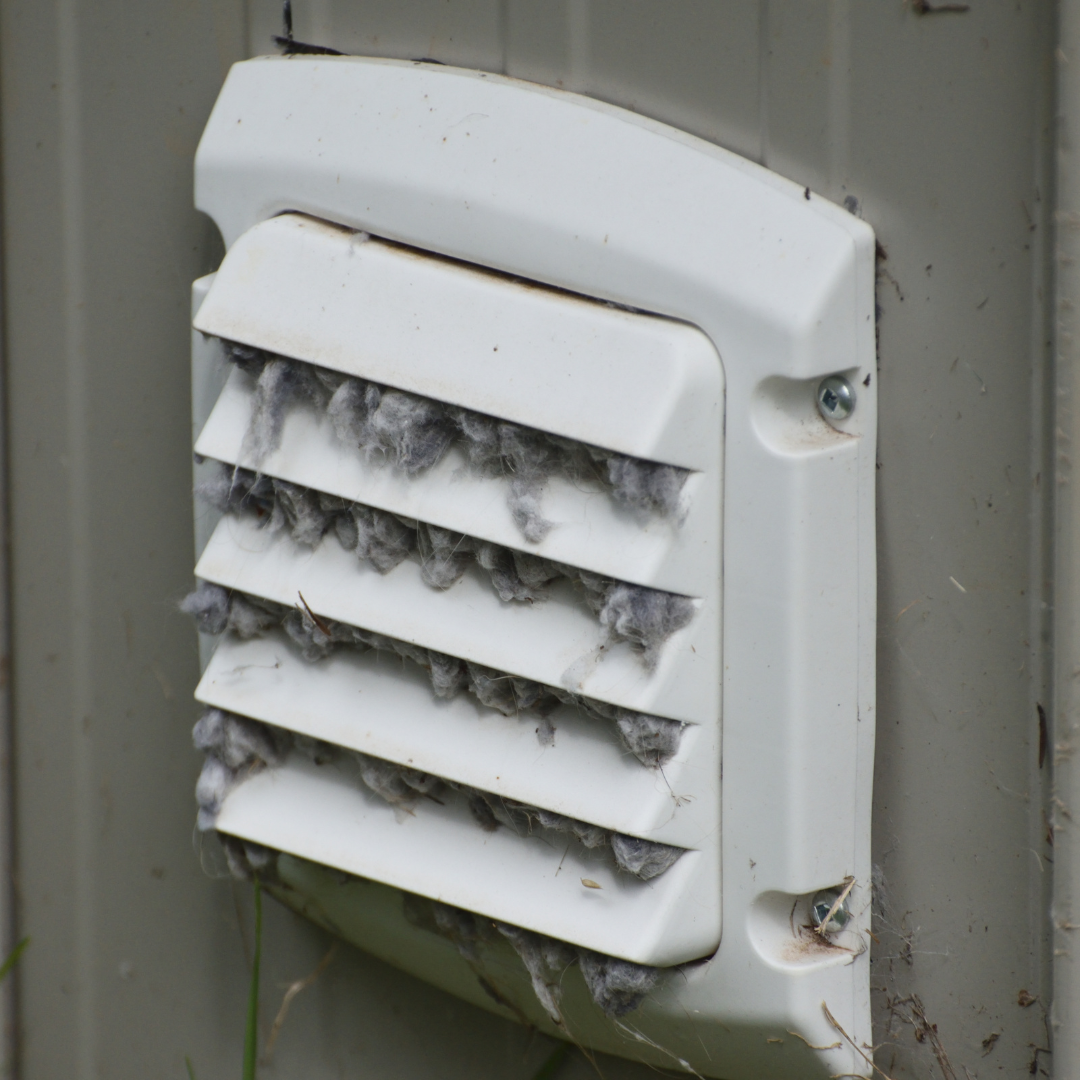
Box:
(190, 55, 876, 1080)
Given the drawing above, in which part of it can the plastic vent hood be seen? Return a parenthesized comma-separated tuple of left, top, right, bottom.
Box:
(189, 55, 876, 1080)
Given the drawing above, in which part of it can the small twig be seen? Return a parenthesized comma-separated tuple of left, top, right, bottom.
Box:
(816, 877, 856, 938)
(787, 1030, 842, 1051)
(1028, 1043, 1051, 1075)
(297, 591, 332, 635)
(823, 1002, 898, 1080)
(473, 971, 533, 1029)
(895, 598, 921, 621)
(903, 994, 958, 1079)
(264, 943, 339, 1059)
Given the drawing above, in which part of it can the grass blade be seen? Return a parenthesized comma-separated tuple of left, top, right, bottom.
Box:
(531, 1042, 570, 1080)
(0, 937, 29, 983)
(185, 1054, 196, 1080)
(243, 880, 262, 1080)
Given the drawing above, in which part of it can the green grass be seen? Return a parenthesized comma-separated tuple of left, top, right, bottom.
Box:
(189, 886, 571, 1080)
(243, 880, 263, 1080)
(198, 882, 571, 1080)
(531, 1042, 570, 1080)
(186, 876, 265, 1080)
(188, 877, 264, 1080)
(0, 937, 28, 983)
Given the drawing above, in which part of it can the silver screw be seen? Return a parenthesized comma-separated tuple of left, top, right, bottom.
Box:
(817, 375, 856, 422)
(811, 887, 852, 935)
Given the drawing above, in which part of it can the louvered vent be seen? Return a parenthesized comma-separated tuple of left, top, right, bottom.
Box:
(187, 55, 876, 1080)
(190, 212, 722, 967)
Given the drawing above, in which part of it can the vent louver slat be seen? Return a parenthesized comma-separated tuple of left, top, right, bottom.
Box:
(196, 632, 711, 846)
(212, 755, 713, 967)
(197, 708, 687, 880)
(198, 364, 709, 594)
(193, 513, 709, 719)
(193, 215, 719, 469)
(195, 458, 697, 661)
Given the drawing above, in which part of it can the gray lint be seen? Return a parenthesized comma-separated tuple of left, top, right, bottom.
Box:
(417, 524, 473, 589)
(191, 706, 685, 882)
(424, 897, 498, 964)
(234, 348, 337, 464)
(578, 949, 663, 1018)
(219, 339, 690, 540)
(495, 922, 576, 1023)
(594, 583, 696, 670)
(213, 837, 666, 1019)
(197, 460, 695, 666)
(403, 893, 663, 1020)
(194, 756, 234, 832)
(605, 455, 688, 521)
(191, 706, 289, 830)
(194, 707, 287, 770)
(216, 834, 278, 883)
(182, 581, 686, 767)
(180, 580, 282, 639)
(610, 834, 684, 880)
(365, 387, 458, 473)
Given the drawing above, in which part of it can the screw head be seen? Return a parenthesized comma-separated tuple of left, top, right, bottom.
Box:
(817, 375, 856, 422)
(811, 888, 852, 935)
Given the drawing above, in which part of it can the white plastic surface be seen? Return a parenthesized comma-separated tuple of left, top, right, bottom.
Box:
(192, 55, 876, 1080)
(196, 364, 714, 596)
(195, 514, 716, 724)
(197, 631, 714, 846)
(190, 215, 724, 969)
(194, 215, 721, 471)
(215, 754, 718, 967)
(191, 276, 226, 561)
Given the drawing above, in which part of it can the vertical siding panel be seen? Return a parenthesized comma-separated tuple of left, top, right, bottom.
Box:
(504, 0, 574, 89)
(0, 0, 1057, 1075)
(846, 6, 1054, 1076)
(759, 4, 833, 193)
(506, 0, 763, 162)
(0, 3, 79, 1075)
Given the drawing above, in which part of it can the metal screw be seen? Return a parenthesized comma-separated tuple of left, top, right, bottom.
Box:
(817, 375, 856, 422)
(811, 888, 852, 935)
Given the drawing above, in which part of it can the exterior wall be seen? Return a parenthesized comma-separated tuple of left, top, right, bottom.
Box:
(0, 1, 1055, 1077)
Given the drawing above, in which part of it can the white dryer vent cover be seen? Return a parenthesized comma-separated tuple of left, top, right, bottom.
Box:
(186, 56, 876, 1080)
